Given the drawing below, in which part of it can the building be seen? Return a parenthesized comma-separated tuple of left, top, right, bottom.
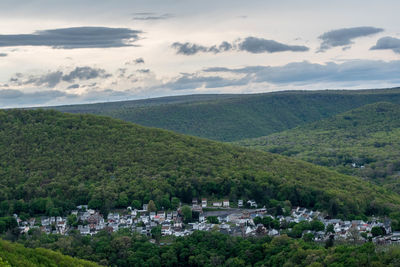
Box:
(213, 202, 222, 207)
(201, 198, 207, 208)
(247, 200, 257, 208)
(223, 200, 230, 208)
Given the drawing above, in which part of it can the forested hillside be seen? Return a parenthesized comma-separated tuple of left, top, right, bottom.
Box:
(0, 238, 98, 267)
(52, 88, 400, 141)
(0, 109, 400, 219)
(16, 230, 400, 266)
(237, 102, 400, 193)
(50, 94, 237, 114)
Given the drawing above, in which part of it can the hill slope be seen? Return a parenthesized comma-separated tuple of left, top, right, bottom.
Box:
(51, 88, 400, 141)
(0, 238, 98, 267)
(237, 102, 400, 193)
(0, 109, 400, 218)
(49, 94, 238, 114)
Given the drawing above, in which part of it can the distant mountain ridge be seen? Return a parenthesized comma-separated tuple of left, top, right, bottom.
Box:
(236, 102, 400, 193)
(49, 87, 400, 141)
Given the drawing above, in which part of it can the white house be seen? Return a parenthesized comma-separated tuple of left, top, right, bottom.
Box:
(247, 200, 257, 208)
(223, 200, 230, 208)
(213, 202, 222, 207)
(201, 198, 207, 208)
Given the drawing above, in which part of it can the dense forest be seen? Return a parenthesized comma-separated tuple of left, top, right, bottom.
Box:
(237, 102, 400, 193)
(12, 229, 400, 266)
(0, 109, 399, 220)
(0, 238, 98, 266)
(52, 88, 400, 141)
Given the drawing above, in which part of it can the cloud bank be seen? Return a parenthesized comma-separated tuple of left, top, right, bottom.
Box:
(318, 26, 384, 51)
(0, 27, 142, 49)
(0, 88, 143, 108)
(203, 60, 400, 85)
(2, 59, 400, 108)
(10, 66, 112, 88)
(172, 37, 309, 55)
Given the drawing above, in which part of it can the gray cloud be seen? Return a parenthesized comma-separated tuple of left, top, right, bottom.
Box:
(62, 67, 111, 82)
(67, 84, 80, 89)
(162, 73, 250, 91)
(125, 57, 145, 65)
(318, 26, 384, 52)
(204, 60, 400, 84)
(134, 57, 145, 64)
(172, 37, 308, 55)
(0, 53, 7, 57)
(10, 66, 112, 88)
(370, 37, 400, 54)
(238, 37, 309, 53)
(25, 71, 63, 87)
(137, 69, 150, 73)
(0, 27, 142, 49)
(171, 42, 218, 55)
(132, 12, 174, 20)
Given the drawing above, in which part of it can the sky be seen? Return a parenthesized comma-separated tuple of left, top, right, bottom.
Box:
(0, 0, 399, 108)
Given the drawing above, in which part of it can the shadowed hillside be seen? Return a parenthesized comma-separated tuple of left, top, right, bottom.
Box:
(237, 102, 400, 193)
(51, 88, 400, 141)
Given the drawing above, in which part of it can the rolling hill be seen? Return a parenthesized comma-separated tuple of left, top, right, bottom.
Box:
(0, 238, 98, 267)
(0, 109, 400, 219)
(237, 102, 400, 193)
(50, 88, 400, 141)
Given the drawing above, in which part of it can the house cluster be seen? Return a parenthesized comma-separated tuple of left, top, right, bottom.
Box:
(191, 198, 257, 212)
(281, 207, 397, 243)
(12, 202, 399, 244)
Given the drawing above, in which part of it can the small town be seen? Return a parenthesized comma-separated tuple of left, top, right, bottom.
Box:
(14, 198, 400, 244)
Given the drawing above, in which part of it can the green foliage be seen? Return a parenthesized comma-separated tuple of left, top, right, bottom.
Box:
(371, 226, 385, 237)
(311, 220, 325, 232)
(151, 225, 162, 243)
(16, 230, 400, 267)
(131, 200, 141, 210)
(0, 238, 98, 266)
(288, 221, 312, 238)
(238, 102, 400, 195)
(67, 214, 77, 227)
(181, 206, 192, 223)
(147, 200, 157, 212)
(52, 88, 400, 142)
(0, 109, 399, 219)
(253, 216, 280, 229)
(206, 216, 219, 224)
(0, 217, 17, 234)
(171, 197, 180, 209)
(326, 224, 335, 234)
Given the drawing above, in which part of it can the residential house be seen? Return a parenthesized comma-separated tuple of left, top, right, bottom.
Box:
(201, 198, 207, 208)
(78, 225, 90, 235)
(247, 200, 257, 208)
(213, 202, 222, 207)
(223, 200, 230, 208)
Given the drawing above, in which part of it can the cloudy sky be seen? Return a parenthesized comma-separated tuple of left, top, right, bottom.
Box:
(0, 0, 399, 108)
